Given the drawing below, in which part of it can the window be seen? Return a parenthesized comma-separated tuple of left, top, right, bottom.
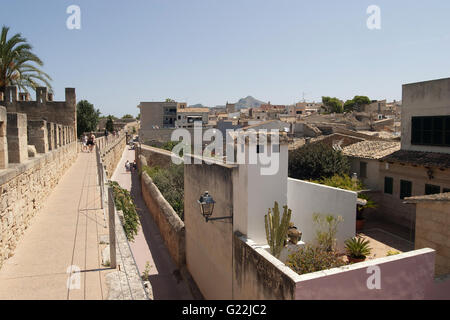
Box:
(384, 177, 393, 194)
(272, 144, 280, 153)
(257, 145, 264, 153)
(443, 188, 450, 193)
(411, 116, 450, 146)
(360, 162, 367, 178)
(425, 184, 440, 195)
(400, 180, 412, 199)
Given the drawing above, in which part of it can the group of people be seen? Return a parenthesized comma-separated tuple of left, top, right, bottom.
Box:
(81, 132, 96, 152)
(104, 129, 118, 141)
(125, 160, 137, 172)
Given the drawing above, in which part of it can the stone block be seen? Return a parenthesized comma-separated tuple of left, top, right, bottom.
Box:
(0, 106, 7, 168)
(28, 145, 37, 158)
(47, 122, 55, 150)
(27, 120, 48, 153)
(7, 112, 28, 163)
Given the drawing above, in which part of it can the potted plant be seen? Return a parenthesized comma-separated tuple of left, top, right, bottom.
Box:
(287, 222, 302, 244)
(356, 193, 377, 232)
(344, 237, 372, 263)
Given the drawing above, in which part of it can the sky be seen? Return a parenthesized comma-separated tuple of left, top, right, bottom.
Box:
(1, 0, 450, 117)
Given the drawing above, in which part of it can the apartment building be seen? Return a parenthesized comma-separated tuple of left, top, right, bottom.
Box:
(373, 78, 450, 231)
(138, 101, 187, 129)
(175, 104, 209, 128)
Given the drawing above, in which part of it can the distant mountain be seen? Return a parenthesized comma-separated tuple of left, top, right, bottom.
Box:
(235, 96, 266, 110)
(188, 103, 208, 108)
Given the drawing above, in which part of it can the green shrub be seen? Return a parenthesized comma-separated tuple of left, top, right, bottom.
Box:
(312, 174, 364, 191)
(312, 213, 343, 252)
(386, 250, 400, 256)
(286, 244, 347, 275)
(288, 143, 350, 181)
(143, 164, 184, 220)
(109, 181, 140, 241)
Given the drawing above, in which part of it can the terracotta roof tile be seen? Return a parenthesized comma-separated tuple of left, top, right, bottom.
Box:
(342, 140, 400, 160)
(382, 150, 450, 168)
(404, 192, 450, 203)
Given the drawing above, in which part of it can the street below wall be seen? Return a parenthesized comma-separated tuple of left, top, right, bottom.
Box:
(110, 146, 193, 300)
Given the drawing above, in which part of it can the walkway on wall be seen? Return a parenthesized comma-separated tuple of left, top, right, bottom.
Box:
(0, 151, 110, 299)
(111, 147, 193, 300)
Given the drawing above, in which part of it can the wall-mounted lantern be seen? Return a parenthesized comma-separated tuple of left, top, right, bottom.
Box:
(198, 191, 232, 223)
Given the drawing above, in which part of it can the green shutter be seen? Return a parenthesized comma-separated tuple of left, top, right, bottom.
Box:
(384, 177, 393, 194)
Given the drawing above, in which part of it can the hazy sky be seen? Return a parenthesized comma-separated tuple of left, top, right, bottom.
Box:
(2, 0, 450, 116)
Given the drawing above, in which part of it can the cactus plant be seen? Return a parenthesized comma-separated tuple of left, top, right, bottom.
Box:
(264, 201, 292, 259)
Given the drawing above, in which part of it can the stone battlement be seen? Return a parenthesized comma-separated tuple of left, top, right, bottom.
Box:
(0, 86, 76, 127)
(0, 86, 77, 170)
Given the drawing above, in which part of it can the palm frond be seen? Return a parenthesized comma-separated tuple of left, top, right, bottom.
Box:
(0, 25, 52, 92)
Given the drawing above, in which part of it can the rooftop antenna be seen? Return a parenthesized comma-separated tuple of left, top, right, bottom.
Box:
(302, 92, 308, 102)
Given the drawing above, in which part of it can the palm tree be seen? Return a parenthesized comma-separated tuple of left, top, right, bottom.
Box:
(0, 26, 52, 94)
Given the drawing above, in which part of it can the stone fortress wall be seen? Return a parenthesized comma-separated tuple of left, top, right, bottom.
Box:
(0, 86, 77, 268)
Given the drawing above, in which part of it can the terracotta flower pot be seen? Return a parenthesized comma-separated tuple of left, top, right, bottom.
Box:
(288, 226, 302, 244)
(347, 255, 366, 263)
(356, 219, 365, 232)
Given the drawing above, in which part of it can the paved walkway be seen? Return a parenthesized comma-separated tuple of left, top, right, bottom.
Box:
(0, 151, 110, 299)
(111, 147, 193, 300)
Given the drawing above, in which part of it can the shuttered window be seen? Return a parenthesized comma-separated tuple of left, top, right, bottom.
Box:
(400, 180, 412, 199)
(384, 177, 393, 194)
(425, 184, 440, 195)
(411, 116, 450, 146)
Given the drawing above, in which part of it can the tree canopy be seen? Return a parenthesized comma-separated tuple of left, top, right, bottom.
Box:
(77, 100, 100, 136)
(0, 26, 52, 93)
(343, 96, 371, 112)
(288, 142, 350, 180)
(122, 114, 134, 119)
(105, 115, 114, 132)
(322, 96, 343, 113)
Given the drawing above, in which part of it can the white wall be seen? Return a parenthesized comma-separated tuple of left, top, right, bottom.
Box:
(233, 143, 289, 245)
(246, 145, 288, 244)
(287, 178, 356, 250)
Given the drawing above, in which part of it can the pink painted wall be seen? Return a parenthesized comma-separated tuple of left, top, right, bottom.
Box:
(294, 249, 442, 300)
(425, 276, 450, 300)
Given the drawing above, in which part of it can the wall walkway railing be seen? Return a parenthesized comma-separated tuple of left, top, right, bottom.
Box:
(95, 145, 116, 268)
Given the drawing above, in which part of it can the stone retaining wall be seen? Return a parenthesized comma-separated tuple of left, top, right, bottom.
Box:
(414, 201, 450, 276)
(140, 169, 186, 268)
(101, 134, 127, 179)
(0, 142, 78, 268)
(233, 233, 296, 300)
(139, 144, 180, 168)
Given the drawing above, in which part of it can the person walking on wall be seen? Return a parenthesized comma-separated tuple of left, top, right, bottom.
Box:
(82, 134, 88, 152)
(87, 132, 96, 153)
